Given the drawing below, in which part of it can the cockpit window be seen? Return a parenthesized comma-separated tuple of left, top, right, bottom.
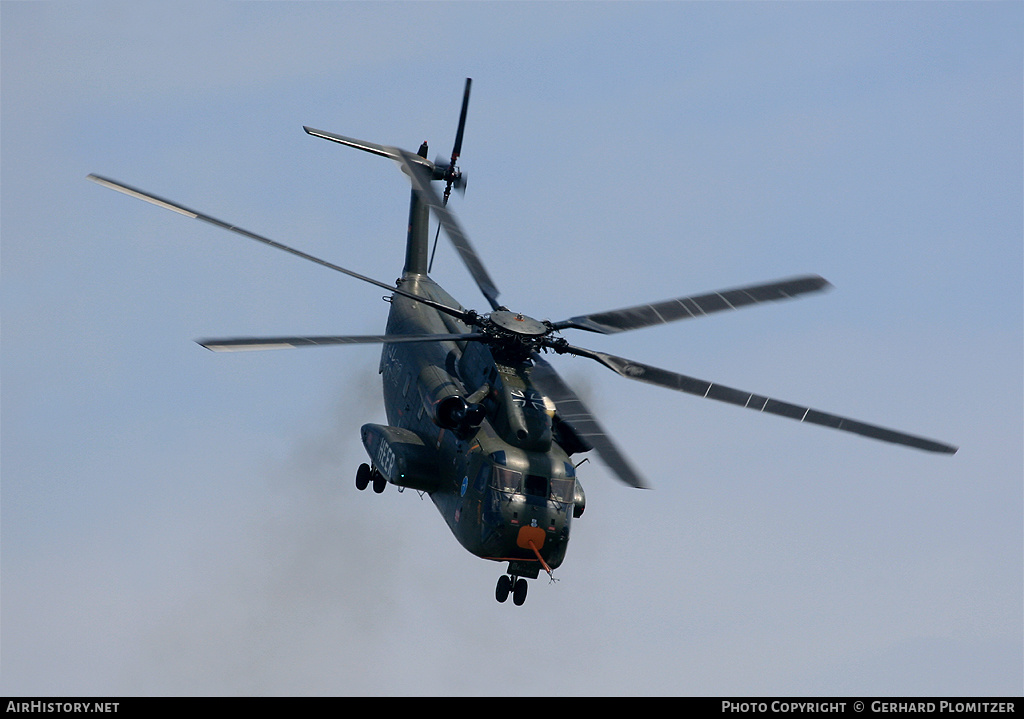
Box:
(549, 477, 575, 502)
(491, 464, 575, 502)
(492, 466, 522, 493)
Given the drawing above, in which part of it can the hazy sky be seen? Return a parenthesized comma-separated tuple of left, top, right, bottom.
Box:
(2, 1, 1021, 696)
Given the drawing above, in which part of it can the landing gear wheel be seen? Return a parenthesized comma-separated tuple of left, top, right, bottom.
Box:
(512, 577, 528, 606)
(355, 463, 371, 491)
(371, 468, 387, 494)
(495, 575, 511, 603)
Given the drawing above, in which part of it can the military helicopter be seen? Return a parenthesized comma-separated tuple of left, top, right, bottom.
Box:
(88, 79, 957, 606)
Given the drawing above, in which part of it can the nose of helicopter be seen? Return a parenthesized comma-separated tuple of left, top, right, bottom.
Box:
(510, 501, 567, 540)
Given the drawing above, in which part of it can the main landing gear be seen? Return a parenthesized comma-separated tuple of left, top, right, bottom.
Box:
(495, 574, 528, 606)
(355, 463, 386, 494)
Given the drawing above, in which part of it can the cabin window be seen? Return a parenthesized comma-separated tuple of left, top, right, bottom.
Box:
(474, 465, 489, 492)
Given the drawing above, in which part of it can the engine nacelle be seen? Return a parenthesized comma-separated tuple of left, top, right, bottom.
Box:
(360, 424, 440, 493)
(434, 395, 486, 433)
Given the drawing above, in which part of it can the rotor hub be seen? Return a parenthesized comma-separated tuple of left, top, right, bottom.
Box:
(480, 310, 553, 360)
(488, 310, 549, 338)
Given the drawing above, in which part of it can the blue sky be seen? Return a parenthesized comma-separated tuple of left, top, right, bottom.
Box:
(2, 1, 1021, 696)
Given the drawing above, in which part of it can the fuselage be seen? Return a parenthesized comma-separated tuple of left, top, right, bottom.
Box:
(373, 272, 579, 577)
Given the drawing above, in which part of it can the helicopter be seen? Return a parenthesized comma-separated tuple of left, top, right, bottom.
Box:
(88, 78, 957, 606)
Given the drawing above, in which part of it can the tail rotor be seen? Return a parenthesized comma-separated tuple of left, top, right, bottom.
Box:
(430, 78, 472, 271)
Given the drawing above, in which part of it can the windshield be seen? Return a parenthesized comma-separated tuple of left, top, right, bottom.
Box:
(491, 466, 575, 502)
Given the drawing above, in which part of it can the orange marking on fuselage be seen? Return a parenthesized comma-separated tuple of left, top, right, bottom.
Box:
(516, 525, 545, 550)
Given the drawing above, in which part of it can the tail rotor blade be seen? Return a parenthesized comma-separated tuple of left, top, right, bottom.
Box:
(430, 78, 472, 272)
(451, 77, 471, 164)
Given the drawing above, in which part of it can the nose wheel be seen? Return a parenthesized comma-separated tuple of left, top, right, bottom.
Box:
(495, 574, 528, 605)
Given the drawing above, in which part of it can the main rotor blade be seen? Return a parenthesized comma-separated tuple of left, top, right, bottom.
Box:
(530, 354, 649, 488)
(393, 148, 502, 311)
(86, 174, 474, 324)
(551, 275, 832, 334)
(198, 332, 488, 352)
(302, 127, 437, 172)
(560, 345, 958, 454)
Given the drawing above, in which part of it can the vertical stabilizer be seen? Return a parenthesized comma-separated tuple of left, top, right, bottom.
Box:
(404, 141, 431, 277)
